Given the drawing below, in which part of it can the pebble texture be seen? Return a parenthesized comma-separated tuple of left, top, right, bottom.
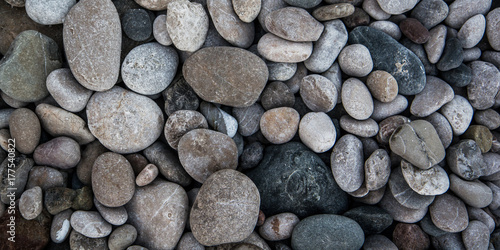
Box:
(9, 108, 40, 154)
(299, 112, 336, 153)
(25, 0, 75, 25)
(260, 107, 300, 144)
(34, 137, 80, 169)
(46, 68, 93, 112)
(166, 0, 208, 52)
(258, 33, 313, 63)
(207, 0, 254, 48)
(331, 134, 364, 192)
(300, 74, 338, 112)
(341, 78, 374, 120)
(265, 7, 324, 42)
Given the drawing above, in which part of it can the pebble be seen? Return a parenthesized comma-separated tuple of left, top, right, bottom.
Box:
(167, 0, 208, 52)
(366, 70, 398, 103)
(342, 7, 370, 28)
(164, 110, 208, 150)
(5, 0, 24, 7)
(0, 109, 13, 129)
(291, 214, 364, 250)
(468, 61, 500, 110)
(371, 95, 408, 121)
(232, 0, 261, 23)
(108, 224, 137, 250)
(177, 232, 205, 250)
(200, 102, 238, 137)
(134, 163, 157, 186)
(364, 149, 391, 191)
(63, 0, 121, 91)
(432, 232, 467, 249)
(207, 0, 254, 48)
(72, 186, 93, 211)
(389, 166, 435, 209)
(126, 181, 188, 249)
(475, 109, 500, 130)
(312, 3, 355, 21)
(44, 186, 76, 215)
(69, 230, 108, 250)
(0, 30, 61, 102)
(411, 0, 449, 29)
(257, 33, 313, 63)
(369, 21, 401, 40)
(419, 214, 448, 237)
(363, 235, 398, 250)
(463, 47, 482, 62)
(87, 86, 164, 153)
(257, 0, 287, 32)
(143, 142, 192, 187)
(70, 211, 112, 238)
(425, 25, 447, 64)
(25, 0, 75, 25)
(75, 141, 107, 185)
(362, 0, 389, 20)
(402, 38, 438, 76)
(429, 192, 469, 232)
(445, 0, 492, 29)
(489, 182, 500, 210)
(284, 0, 320, 8)
(392, 223, 430, 250)
(440, 95, 474, 136)
(46, 68, 93, 112)
(300, 74, 338, 112)
(178, 129, 238, 183)
(437, 38, 464, 71)
(304, 20, 348, 73)
(19, 186, 43, 220)
(260, 107, 300, 144)
(50, 209, 72, 243)
(122, 43, 178, 95)
(341, 78, 374, 120)
(349, 26, 426, 95)
(354, 186, 385, 205)
(462, 125, 493, 153)
(376, 0, 418, 15)
(184, 46, 268, 107)
(410, 76, 454, 117)
(450, 174, 493, 208)
(259, 212, 299, 241)
(330, 134, 364, 192)
(190, 169, 259, 246)
(440, 64, 472, 88)
(487, 8, 500, 51)
(265, 7, 323, 42)
(390, 120, 445, 169)
(94, 198, 128, 226)
(447, 139, 487, 181)
(247, 142, 348, 217)
(34, 137, 80, 169)
(240, 141, 264, 170)
(458, 14, 486, 49)
(299, 112, 336, 153)
(152, 15, 172, 46)
(27, 166, 65, 190)
(340, 115, 379, 138)
(463, 220, 490, 250)
(260, 81, 295, 110)
(267, 62, 297, 81)
(400, 18, 430, 44)
(401, 160, 449, 196)
(233, 103, 265, 136)
(9, 108, 40, 154)
(379, 186, 429, 223)
(344, 206, 393, 235)
(121, 8, 152, 41)
(377, 115, 411, 144)
(338, 44, 373, 77)
(35, 103, 95, 145)
(163, 75, 200, 116)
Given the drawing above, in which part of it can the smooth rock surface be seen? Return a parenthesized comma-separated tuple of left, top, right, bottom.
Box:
(468, 61, 500, 110)
(152, 15, 172, 46)
(46, 68, 93, 112)
(400, 18, 430, 44)
(94, 198, 128, 226)
(121, 9, 152, 42)
(440, 95, 474, 136)
(366, 70, 398, 103)
(389, 166, 436, 209)
(50, 209, 72, 243)
(437, 38, 464, 71)
(458, 14, 486, 49)
(265, 7, 324, 42)
(34, 137, 81, 169)
(429, 193, 469, 232)
(70, 211, 112, 238)
(108, 224, 137, 250)
(376, 0, 418, 15)
(338, 44, 373, 77)
(259, 212, 299, 241)
(330, 134, 364, 192)
(312, 3, 355, 21)
(299, 112, 336, 153)
(379, 186, 428, 223)
(410, 75, 454, 117)
(392, 223, 430, 250)
(411, 0, 449, 29)
(487, 8, 500, 51)
(344, 206, 393, 235)
(401, 160, 449, 196)
(9, 108, 40, 154)
(365, 149, 391, 191)
(340, 115, 379, 138)
(143, 142, 192, 187)
(164, 110, 208, 150)
(207, 0, 254, 48)
(25, 0, 75, 25)
(257, 33, 313, 63)
(233, 103, 265, 137)
(462, 220, 490, 250)
(260, 107, 300, 144)
(300, 74, 338, 112)
(445, 0, 492, 29)
(450, 174, 493, 208)
(341, 78, 374, 120)
(260, 81, 295, 110)
(425, 25, 447, 64)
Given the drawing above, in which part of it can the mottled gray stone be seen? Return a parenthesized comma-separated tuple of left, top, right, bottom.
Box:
(260, 81, 295, 110)
(447, 140, 487, 180)
(363, 235, 398, 250)
(46, 68, 93, 112)
(167, 0, 208, 52)
(371, 95, 408, 121)
(304, 20, 347, 73)
(462, 220, 490, 250)
(450, 174, 493, 208)
(143, 142, 192, 187)
(257, 33, 313, 63)
(440, 95, 474, 136)
(424, 112, 453, 148)
(163, 75, 200, 116)
(389, 166, 435, 209)
(19, 186, 42, 220)
(259, 212, 299, 241)
(152, 15, 172, 46)
(26, 166, 65, 191)
(475, 109, 500, 130)
(445, 0, 492, 29)
(458, 14, 486, 49)
(267, 62, 297, 81)
(108, 224, 137, 250)
(401, 160, 449, 196)
(70, 211, 112, 238)
(340, 115, 378, 138)
(200, 102, 238, 137)
(487, 8, 500, 51)
(425, 25, 447, 64)
(232, 0, 261, 23)
(300, 74, 338, 112)
(265, 7, 323, 42)
(330, 134, 364, 192)
(468, 61, 500, 110)
(410, 76, 454, 117)
(299, 112, 336, 153)
(342, 78, 373, 120)
(429, 193, 469, 232)
(26, 0, 75, 25)
(34, 137, 80, 169)
(411, 0, 449, 29)
(50, 209, 72, 243)
(233, 103, 265, 137)
(164, 110, 208, 150)
(94, 198, 128, 226)
(369, 21, 401, 40)
(312, 3, 355, 21)
(207, 0, 254, 48)
(338, 44, 373, 77)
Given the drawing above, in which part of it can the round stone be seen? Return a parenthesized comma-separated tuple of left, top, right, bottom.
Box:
(371, 95, 408, 121)
(401, 160, 449, 196)
(340, 115, 379, 138)
(152, 15, 172, 46)
(330, 134, 364, 192)
(9, 108, 40, 154)
(312, 3, 355, 21)
(449, 174, 493, 208)
(362, 0, 389, 20)
(410, 75, 454, 117)
(392, 223, 430, 250)
(19, 186, 43, 220)
(366, 70, 398, 103)
(487, 7, 500, 51)
(122, 9, 153, 42)
(232, 0, 261, 23)
(108, 224, 137, 250)
(299, 112, 336, 153)
(94, 198, 128, 226)
(71, 211, 112, 238)
(26, 166, 65, 191)
(411, 0, 449, 29)
(440, 95, 474, 136)
(376, 0, 418, 15)
(87, 86, 164, 154)
(265, 7, 324, 42)
(134, 0, 171, 10)
(341, 78, 374, 120)
(257, 33, 313, 63)
(445, 0, 491, 29)
(462, 220, 490, 250)
(462, 125, 493, 153)
(365, 149, 391, 191)
(468, 61, 500, 110)
(166, 0, 208, 52)
(233, 103, 265, 137)
(369, 20, 402, 40)
(178, 129, 238, 183)
(34, 137, 80, 169)
(338, 44, 373, 77)
(425, 25, 447, 64)
(437, 38, 464, 71)
(300, 74, 338, 112)
(429, 193, 469, 232)
(260, 107, 300, 144)
(259, 212, 299, 241)
(46, 68, 93, 112)
(92, 152, 135, 207)
(164, 110, 208, 150)
(135, 163, 159, 187)
(25, 0, 75, 25)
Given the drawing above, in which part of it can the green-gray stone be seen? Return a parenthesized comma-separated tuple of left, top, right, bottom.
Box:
(0, 30, 61, 102)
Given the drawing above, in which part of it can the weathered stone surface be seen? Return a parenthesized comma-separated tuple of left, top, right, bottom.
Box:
(338, 44, 373, 77)
(340, 115, 379, 138)
(232, 0, 261, 23)
(64, 0, 121, 91)
(247, 142, 348, 217)
(389, 166, 435, 209)
(44, 187, 76, 215)
(260, 107, 300, 144)
(183, 46, 268, 107)
(462, 220, 490, 250)
(265, 7, 323, 42)
(164, 110, 208, 150)
(468, 61, 500, 110)
(163, 75, 200, 116)
(313, 3, 355, 21)
(69, 230, 107, 250)
(392, 223, 430, 250)
(342, 78, 374, 120)
(366, 70, 398, 103)
(152, 14, 172, 46)
(299, 112, 336, 153)
(70, 211, 112, 238)
(300, 74, 338, 112)
(401, 160, 449, 196)
(122, 9, 153, 42)
(377, 115, 410, 145)
(257, 0, 287, 33)
(9, 108, 40, 154)
(134, 0, 173, 10)
(135, 163, 158, 187)
(410, 76, 454, 117)
(207, 0, 254, 48)
(0, 30, 61, 102)
(46, 68, 93, 112)
(19, 186, 43, 220)
(143, 142, 192, 187)
(259, 212, 299, 241)
(50, 209, 72, 243)
(437, 38, 464, 71)
(126, 180, 188, 249)
(458, 14, 486, 49)
(267, 62, 297, 81)
(379, 186, 428, 223)
(94, 197, 128, 226)
(76, 140, 107, 185)
(177, 232, 205, 250)
(349, 26, 426, 95)
(447, 140, 487, 180)
(450, 174, 493, 208)
(108, 224, 137, 250)
(365, 149, 391, 191)
(201, 102, 238, 137)
(487, 8, 500, 51)
(167, 0, 208, 52)
(330, 134, 364, 192)
(257, 33, 313, 63)
(424, 25, 447, 64)
(342, 7, 370, 28)
(233, 103, 265, 137)
(440, 95, 474, 136)
(87, 87, 164, 153)
(445, 0, 492, 29)
(260, 81, 295, 110)
(34, 137, 80, 169)
(27, 166, 65, 191)
(371, 95, 408, 121)
(429, 193, 469, 232)
(462, 125, 493, 153)
(376, 0, 418, 15)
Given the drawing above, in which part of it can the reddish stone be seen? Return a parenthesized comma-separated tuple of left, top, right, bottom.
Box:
(393, 223, 430, 250)
(400, 18, 430, 44)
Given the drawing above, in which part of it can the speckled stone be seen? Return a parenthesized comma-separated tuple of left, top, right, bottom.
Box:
(152, 15, 172, 46)
(342, 7, 370, 28)
(265, 7, 323, 42)
(468, 61, 500, 110)
(135, 163, 158, 186)
(233, 103, 265, 137)
(108, 224, 137, 250)
(25, 0, 75, 25)
(371, 95, 408, 121)
(411, 0, 448, 29)
(232, 0, 261, 23)
(450, 174, 493, 208)
(354, 186, 385, 205)
(410, 75, 454, 117)
(389, 166, 435, 209)
(458, 14, 486, 49)
(392, 223, 430, 250)
(9, 108, 40, 154)
(177, 232, 205, 250)
(425, 25, 447, 64)
(377, 115, 411, 145)
(257, 33, 313, 63)
(19, 186, 43, 220)
(26, 166, 65, 191)
(46, 68, 93, 112)
(362, 0, 389, 20)
(260, 107, 300, 144)
(344, 206, 393, 235)
(312, 3, 355, 21)
(462, 220, 490, 250)
(50, 209, 72, 243)
(300, 74, 338, 112)
(379, 188, 428, 223)
(376, 0, 418, 15)
(401, 160, 449, 196)
(487, 8, 500, 51)
(259, 212, 299, 241)
(430, 193, 469, 232)
(200, 101, 238, 137)
(71, 211, 112, 238)
(207, 0, 254, 48)
(267, 62, 297, 81)
(445, 0, 491, 29)
(340, 115, 379, 138)
(163, 75, 200, 116)
(143, 142, 192, 187)
(164, 110, 208, 150)
(69, 230, 107, 250)
(365, 149, 391, 191)
(166, 0, 208, 52)
(342, 78, 374, 120)
(330, 134, 364, 192)
(338, 44, 373, 77)
(462, 125, 493, 153)
(440, 95, 474, 136)
(475, 109, 500, 130)
(423, 113, 452, 149)
(299, 112, 336, 153)
(122, 9, 153, 42)
(261, 81, 295, 110)
(257, 0, 287, 33)
(34, 137, 80, 169)
(94, 197, 128, 226)
(363, 235, 398, 250)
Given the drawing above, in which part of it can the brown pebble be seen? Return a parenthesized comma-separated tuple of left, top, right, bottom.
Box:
(136, 164, 159, 186)
(392, 223, 430, 250)
(260, 107, 300, 144)
(400, 18, 430, 44)
(366, 70, 398, 103)
(312, 3, 355, 21)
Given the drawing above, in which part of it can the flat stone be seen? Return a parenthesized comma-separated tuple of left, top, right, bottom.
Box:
(152, 15, 172, 46)
(257, 33, 313, 63)
(342, 78, 373, 120)
(410, 76, 454, 117)
(63, 0, 121, 91)
(366, 70, 398, 103)
(27, 166, 65, 191)
(475, 109, 500, 130)
(265, 7, 323, 42)
(401, 160, 449, 196)
(246, 142, 348, 217)
(232, 0, 261, 23)
(46, 68, 93, 112)
(164, 110, 208, 150)
(291, 214, 364, 250)
(445, 0, 492, 29)
(261, 81, 295, 110)
(458, 14, 486, 49)
(304, 20, 348, 73)
(0, 30, 61, 102)
(376, 0, 417, 14)
(440, 95, 474, 136)
(183, 46, 268, 107)
(94, 197, 128, 226)
(411, 0, 448, 29)
(50, 209, 72, 243)
(167, 0, 208, 52)
(429, 193, 469, 232)
(450, 174, 493, 208)
(35, 103, 95, 145)
(342, 7, 370, 28)
(163, 75, 200, 116)
(463, 47, 482, 62)
(365, 149, 391, 191)
(259, 212, 299, 241)
(339, 44, 373, 77)
(462, 125, 493, 153)
(143, 142, 192, 187)
(462, 220, 490, 250)
(87, 87, 164, 153)
(344, 206, 393, 235)
(108, 224, 137, 250)
(9, 108, 40, 154)
(34, 137, 80, 169)
(19, 186, 43, 220)
(330, 134, 364, 192)
(207, 0, 254, 48)
(389, 120, 446, 170)
(392, 223, 430, 250)
(313, 3, 355, 21)
(349, 26, 426, 95)
(400, 18, 430, 44)
(369, 20, 401, 40)
(389, 166, 435, 209)
(487, 8, 500, 51)
(300, 74, 338, 112)
(260, 107, 300, 144)
(122, 42, 178, 95)
(371, 95, 408, 121)
(468, 61, 500, 110)
(299, 112, 336, 153)
(340, 115, 378, 138)
(267, 62, 297, 81)
(437, 38, 464, 72)
(71, 211, 112, 238)
(377, 115, 411, 145)
(363, 235, 398, 250)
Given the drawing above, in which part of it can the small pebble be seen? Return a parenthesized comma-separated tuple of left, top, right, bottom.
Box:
(122, 9, 153, 42)
(312, 3, 355, 21)
(152, 15, 172, 46)
(44, 187, 76, 215)
(257, 33, 313, 63)
(340, 115, 379, 138)
(425, 25, 447, 64)
(94, 198, 128, 226)
(401, 160, 449, 196)
(392, 223, 430, 250)
(25, 0, 75, 25)
(46, 68, 93, 112)
(440, 95, 474, 136)
(369, 20, 402, 40)
(164, 110, 208, 150)
(136, 164, 158, 187)
(363, 235, 398, 250)
(371, 95, 408, 121)
(259, 212, 299, 241)
(364, 149, 391, 191)
(300, 74, 338, 112)
(233, 103, 265, 137)
(299, 112, 336, 153)
(377, 115, 411, 145)
(200, 101, 238, 137)
(50, 209, 72, 243)
(260, 81, 295, 110)
(162, 75, 200, 116)
(70, 210, 112, 238)
(440, 63, 472, 88)
(468, 60, 500, 110)
(34, 137, 80, 169)
(342, 7, 371, 28)
(447, 139, 487, 180)
(9, 108, 40, 154)
(108, 224, 137, 250)
(177, 232, 205, 250)
(260, 107, 300, 144)
(330, 134, 364, 192)
(400, 18, 430, 44)
(463, 47, 482, 62)
(366, 70, 398, 103)
(166, 0, 208, 52)
(267, 62, 297, 81)
(410, 75, 454, 117)
(232, 0, 261, 23)
(338, 44, 373, 77)
(475, 109, 500, 130)
(376, 0, 418, 15)
(450, 174, 493, 208)
(445, 0, 491, 29)
(27, 166, 65, 190)
(462, 125, 493, 153)
(207, 0, 254, 48)
(143, 142, 192, 187)
(342, 78, 374, 120)
(429, 192, 469, 232)
(389, 166, 435, 209)
(437, 38, 464, 71)
(487, 7, 500, 51)
(265, 7, 324, 42)
(462, 220, 491, 250)
(411, 0, 449, 29)
(19, 186, 43, 220)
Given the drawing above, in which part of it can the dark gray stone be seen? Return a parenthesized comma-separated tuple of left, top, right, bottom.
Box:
(420, 214, 448, 237)
(447, 140, 487, 180)
(440, 64, 472, 87)
(411, 0, 449, 29)
(162, 75, 200, 116)
(260, 81, 295, 110)
(239, 141, 264, 170)
(343, 206, 393, 235)
(437, 38, 464, 71)
(122, 9, 152, 42)
(143, 142, 192, 187)
(401, 39, 437, 76)
(389, 167, 435, 209)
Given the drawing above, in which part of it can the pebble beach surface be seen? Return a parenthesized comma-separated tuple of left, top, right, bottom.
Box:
(1, 0, 500, 249)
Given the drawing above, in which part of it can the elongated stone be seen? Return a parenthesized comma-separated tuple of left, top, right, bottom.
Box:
(207, 0, 254, 48)
(265, 7, 324, 42)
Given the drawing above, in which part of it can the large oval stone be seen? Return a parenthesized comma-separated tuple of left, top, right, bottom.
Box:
(246, 142, 348, 218)
(126, 180, 188, 250)
(183, 46, 268, 108)
(190, 169, 260, 246)
(63, 0, 121, 91)
(349, 26, 426, 95)
(87, 86, 164, 153)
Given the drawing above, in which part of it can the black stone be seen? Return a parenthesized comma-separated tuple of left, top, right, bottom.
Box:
(342, 7, 370, 29)
(349, 26, 426, 95)
(343, 206, 393, 235)
(239, 141, 264, 170)
(440, 64, 472, 87)
(44, 187, 77, 215)
(260, 81, 295, 110)
(401, 38, 438, 76)
(437, 38, 464, 71)
(163, 75, 200, 116)
(420, 214, 447, 237)
(245, 142, 348, 218)
(122, 9, 153, 42)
